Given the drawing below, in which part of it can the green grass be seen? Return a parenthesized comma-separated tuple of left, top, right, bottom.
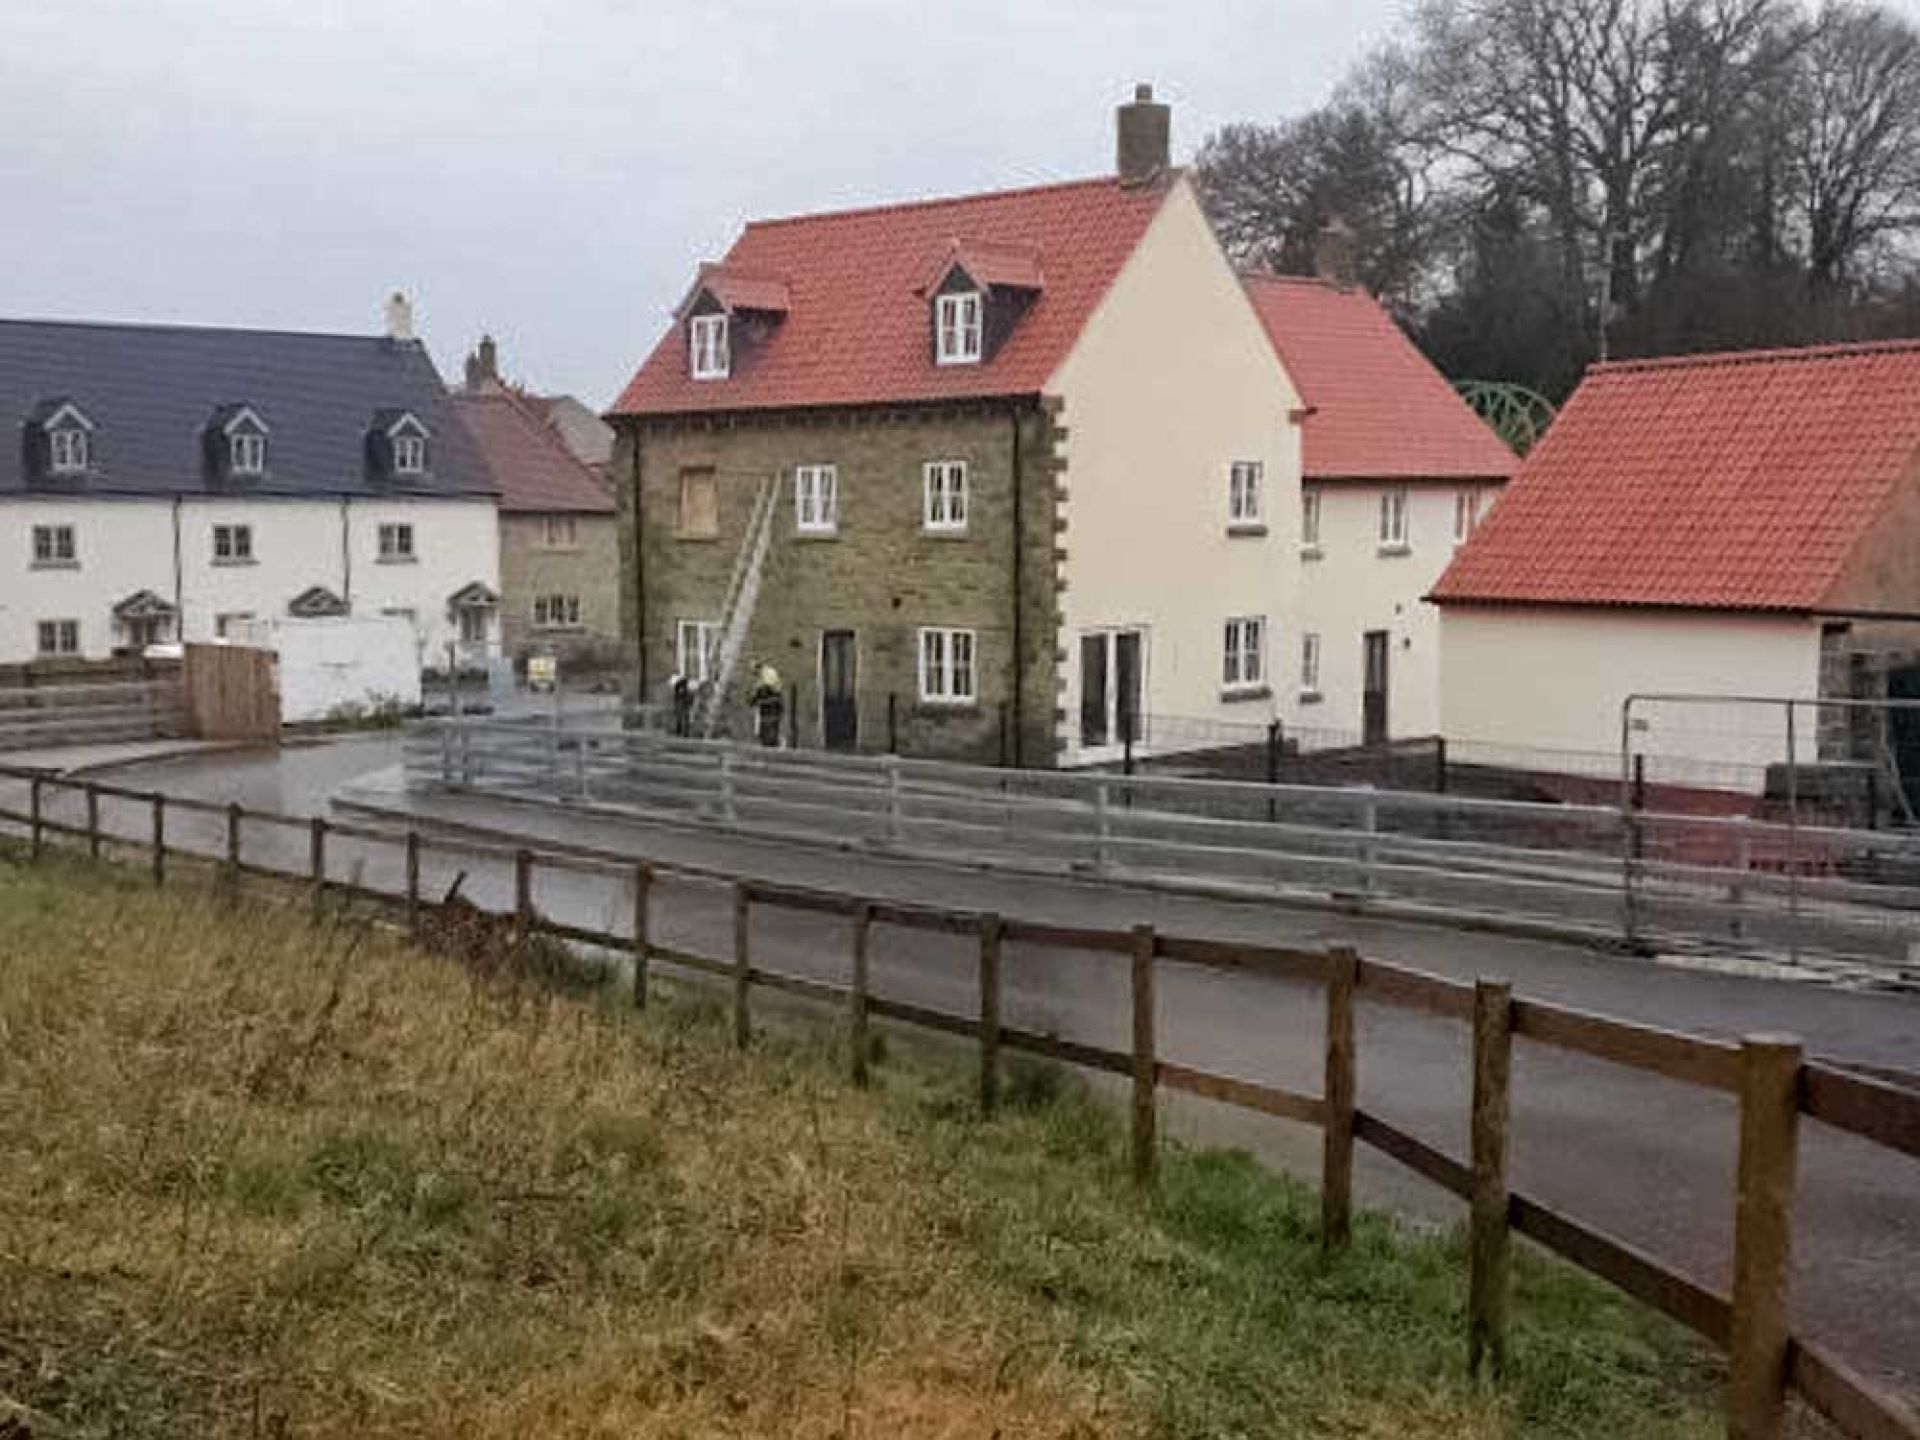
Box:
(0, 851, 1721, 1438)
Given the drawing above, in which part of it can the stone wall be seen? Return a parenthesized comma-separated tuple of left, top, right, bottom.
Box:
(615, 402, 1063, 764)
(499, 512, 623, 672)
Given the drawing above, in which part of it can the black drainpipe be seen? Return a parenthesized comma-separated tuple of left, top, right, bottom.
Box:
(170, 497, 183, 629)
(339, 497, 352, 606)
(1008, 403, 1025, 769)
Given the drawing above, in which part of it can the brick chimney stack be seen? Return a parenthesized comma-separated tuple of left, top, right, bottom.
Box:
(384, 291, 415, 343)
(464, 334, 499, 392)
(1116, 83, 1170, 186)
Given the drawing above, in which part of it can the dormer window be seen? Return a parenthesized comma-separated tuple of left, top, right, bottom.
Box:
(394, 434, 426, 474)
(936, 291, 983, 365)
(231, 431, 266, 476)
(690, 314, 730, 379)
(367, 409, 431, 481)
(50, 427, 89, 474)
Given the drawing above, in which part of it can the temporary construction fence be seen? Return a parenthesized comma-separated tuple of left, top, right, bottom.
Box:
(0, 758, 1916, 1440)
(0, 656, 185, 751)
(407, 716, 1920, 978)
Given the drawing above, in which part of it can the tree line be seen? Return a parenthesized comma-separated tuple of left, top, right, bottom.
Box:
(1198, 0, 1920, 401)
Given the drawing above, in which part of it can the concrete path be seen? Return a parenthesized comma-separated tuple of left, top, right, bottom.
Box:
(5, 737, 1918, 1400)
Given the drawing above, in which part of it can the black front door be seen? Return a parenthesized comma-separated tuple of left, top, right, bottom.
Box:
(1362, 630, 1390, 746)
(822, 630, 858, 752)
(1888, 662, 1920, 815)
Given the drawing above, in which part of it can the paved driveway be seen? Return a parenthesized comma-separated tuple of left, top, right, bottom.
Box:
(6, 737, 1917, 1401)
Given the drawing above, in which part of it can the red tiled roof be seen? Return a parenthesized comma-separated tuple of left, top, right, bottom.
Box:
(611, 174, 1171, 417)
(451, 387, 614, 514)
(934, 239, 1046, 293)
(681, 263, 792, 317)
(1243, 274, 1515, 482)
(1431, 339, 1920, 612)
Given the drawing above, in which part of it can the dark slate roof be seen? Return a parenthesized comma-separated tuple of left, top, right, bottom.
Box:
(0, 317, 494, 499)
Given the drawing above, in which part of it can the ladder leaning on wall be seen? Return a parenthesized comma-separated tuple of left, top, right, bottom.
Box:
(695, 471, 781, 737)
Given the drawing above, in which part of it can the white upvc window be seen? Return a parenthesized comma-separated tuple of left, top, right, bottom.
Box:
(923, 459, 969, 532)
(541, 514, 580, 549)
(690, 313, 730, 379)
(1301, 488, 1322, 552)
(1299, 631, 1322, 696)
(532, 594, 583, 629)
(214, 611, 254, 640)
(49, 428, 88, 474)
(1229, 460, 1264, 527)
(377, 522, 415, 561)
(935, 291, 983, 365)
(794, 464, 838, 534)
(36, 618, 79, 656)
(676, 618, 719, 682)
(394, 433, 427, 475)
(1222, 615, 1266, 692)
(1453, 487, 1484, 544)
(31, 524, 76, 567)
(919, 626, 977, 704)
(212, 523, 253, 563)
(1379, 486, 1410, 550)
(230, 431, 266, 476)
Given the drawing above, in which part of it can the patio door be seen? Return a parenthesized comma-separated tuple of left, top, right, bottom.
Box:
(1079, 628, 1145, 753)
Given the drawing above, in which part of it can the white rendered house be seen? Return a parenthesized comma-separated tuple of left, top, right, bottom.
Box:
(0, 304, 500, 669)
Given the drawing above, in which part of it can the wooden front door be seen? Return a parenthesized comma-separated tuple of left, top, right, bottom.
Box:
(1362, 630, 1390, 747)
(821, 630, 858, 752)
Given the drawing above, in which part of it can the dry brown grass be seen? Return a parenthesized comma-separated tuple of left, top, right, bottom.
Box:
(0, 853, 1721, 1438)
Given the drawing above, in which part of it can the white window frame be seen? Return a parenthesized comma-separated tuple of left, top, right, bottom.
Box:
(918, 626, 978, 705)
(377, 522, 416, 562)
(1453, 487, 1483, 544)
(1301, 488, 1322, 552)
(935, 291, 983, 365)
(923, 460, 969, 533)
(393, 432, 427, 475)
(676, 618, 719, 683)
(214, 611, 254, 640)
(1222, 615, 1266, 693)
(794, 464, 838, 534)
(36, 618, 80, 656)
(1379, 486, 1410, 550)
(49, 427, 88, 475)
(532, 594, 583, 630)
(689, 313, 730, 380)
(31, 524, 76, 567)
(1299, 631, 1322, 697)
(541, 514, 580, 550)
(1228, 461, 1264, 527)
(212, 523, 253, 563)
(230, 431, 266, 476)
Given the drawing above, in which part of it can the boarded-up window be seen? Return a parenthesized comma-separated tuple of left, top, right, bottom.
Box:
(678, 468, 718, 538)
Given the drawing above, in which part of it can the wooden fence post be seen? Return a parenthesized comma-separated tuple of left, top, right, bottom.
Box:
(850, 903, 873, 1087)
(1131, 923, 1157, 1187)
(150, 794, 166, 888)
(1727, 1035, 1803, 1440)
(1322, 945, 1359, 1250)
(28, 776, 42, 860)
(632, 862, 653, 1010)
(514, 850, 534, 939)
(308, 816, 327, 920)
(225, 803, 242, 899)
(1468, 978, 1514, 1381)
(85, 783, 100, 859)
(732, 883, 752, 1050)
(405, 830, 421, 939)
(978, 913, 1003, 1116)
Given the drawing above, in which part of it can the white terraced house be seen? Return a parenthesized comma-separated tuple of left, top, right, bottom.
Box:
(0, 299, 501, 669)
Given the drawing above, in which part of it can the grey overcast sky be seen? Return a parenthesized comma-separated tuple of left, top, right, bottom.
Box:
(1, 0, 1420, 406)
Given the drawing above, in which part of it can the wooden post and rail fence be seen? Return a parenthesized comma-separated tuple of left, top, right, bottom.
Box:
(0, 760, 1916, 1440)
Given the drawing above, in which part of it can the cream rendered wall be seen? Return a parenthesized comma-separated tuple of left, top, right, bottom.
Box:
(1291, 481, 1498, 742)
(1438, 606, 1824, 784)
(1, 498, 174, 659)
(1047, 175, 1303, 764)
(1, 495, 498, 665)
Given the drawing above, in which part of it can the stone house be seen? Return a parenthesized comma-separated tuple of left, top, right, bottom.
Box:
(608, 86, 1302, 765)
(0, 300, 500, 669)
(453, 339, 619, 673)
(1432, 339, 1920, 798)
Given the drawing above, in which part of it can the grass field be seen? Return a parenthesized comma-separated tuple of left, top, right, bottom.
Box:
(0, 852, 1724, 1437)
